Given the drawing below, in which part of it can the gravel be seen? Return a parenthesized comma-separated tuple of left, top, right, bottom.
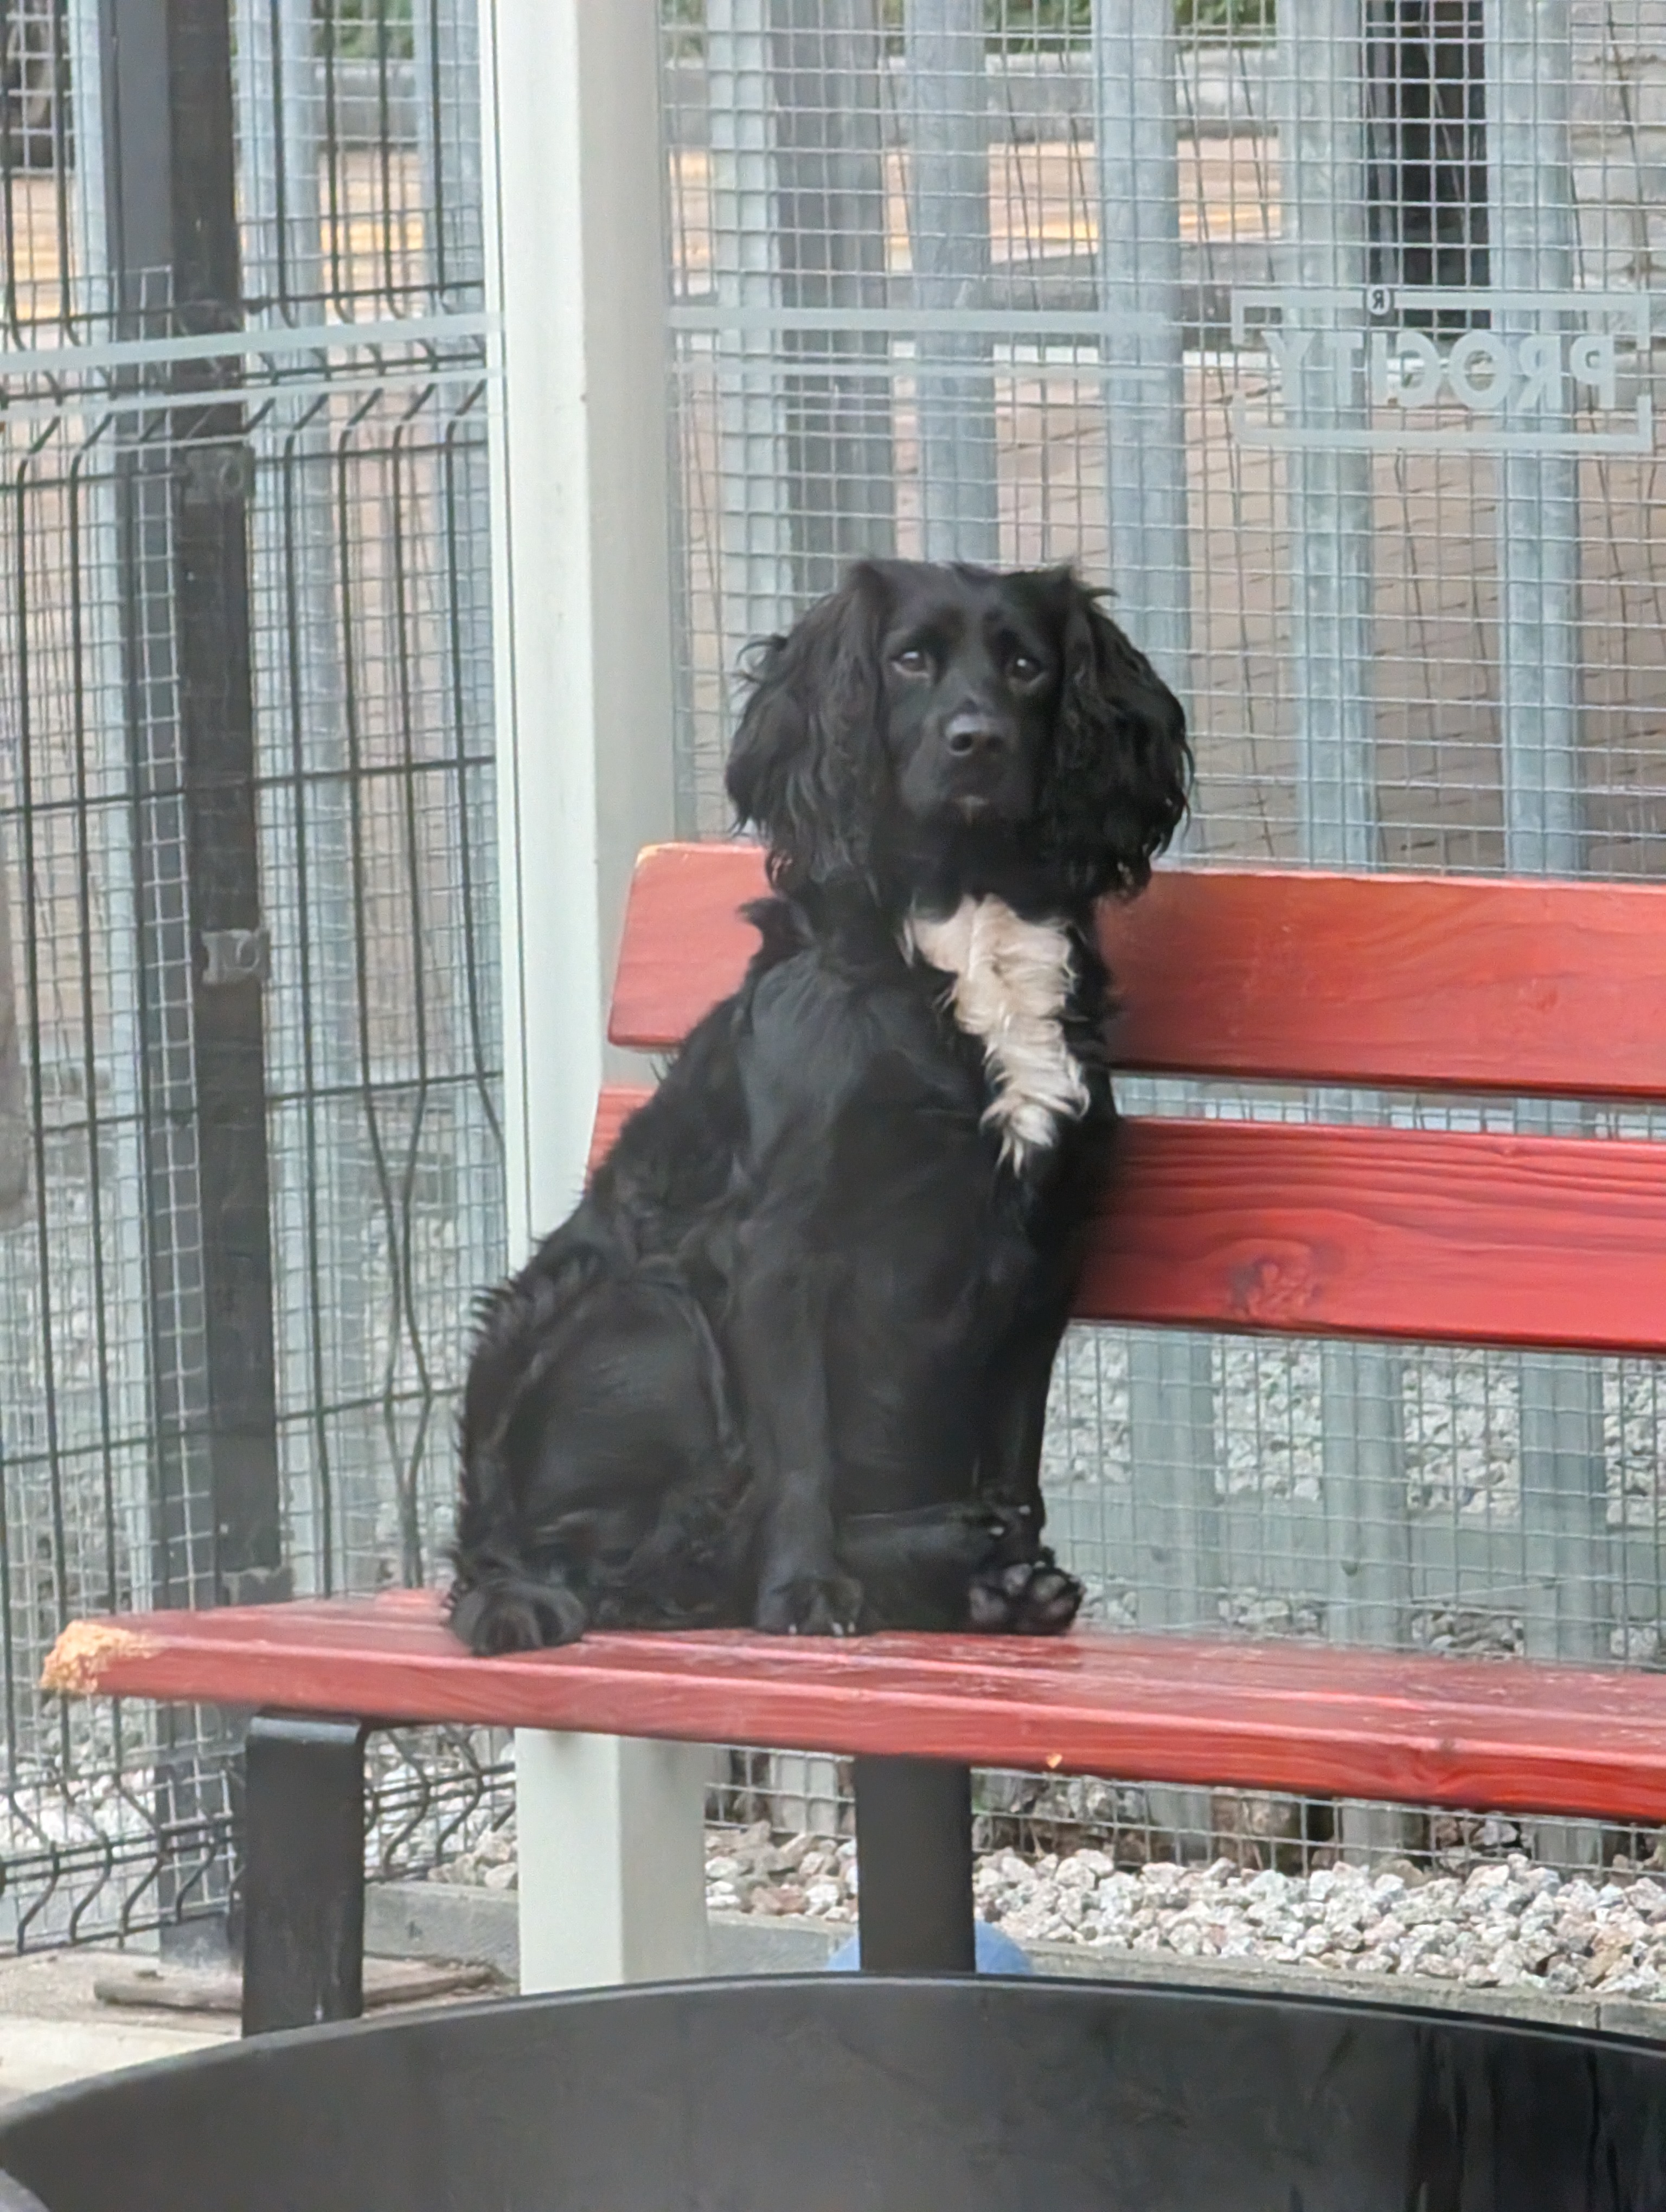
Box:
(713, 1827, 1666, 2003)
(435, 1821, 1666, 2004)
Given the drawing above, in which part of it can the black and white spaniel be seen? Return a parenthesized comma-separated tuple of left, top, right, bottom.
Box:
(450, 559, 1190, 1652)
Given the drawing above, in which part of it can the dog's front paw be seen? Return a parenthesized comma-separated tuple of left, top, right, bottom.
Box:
(448, 1577, 588, 1655)
(756, 1573, 866, 1638)
(966, 1551, 1083, 1636)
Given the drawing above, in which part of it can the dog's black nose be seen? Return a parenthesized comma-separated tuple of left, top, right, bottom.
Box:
(944, 710, 1008, 758)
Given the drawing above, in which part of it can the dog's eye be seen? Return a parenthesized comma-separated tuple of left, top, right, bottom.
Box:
(892, 647, 930, 676)
(1009, 652, 1043, 681)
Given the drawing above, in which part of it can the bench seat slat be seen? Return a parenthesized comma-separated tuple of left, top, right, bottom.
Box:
(41, 1595, 1666, 1823)
(609, 843, 1666, 1101)
(593, 1090, 1666, 1355)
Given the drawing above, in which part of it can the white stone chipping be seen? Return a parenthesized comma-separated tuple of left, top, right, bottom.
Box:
(433, 1819, 1666, 2007)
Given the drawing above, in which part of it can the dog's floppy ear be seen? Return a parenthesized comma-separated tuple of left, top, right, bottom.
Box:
(726, 563, 889, 892)
(1031, 572, 1191, 901)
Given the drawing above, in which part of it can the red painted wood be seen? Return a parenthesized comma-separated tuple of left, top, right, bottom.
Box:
(589, 1084, 649, 1170)
(1084, 1117, 1666, 1355)
(607, 843, 767, 1050)
(607, 843, 1666, 1100)
(97, 847, 1650, 1823)
(588, 1096, 1666, 1355)
(1104, 866, 1666, 1099)
(42, 1593, 1666, 1823)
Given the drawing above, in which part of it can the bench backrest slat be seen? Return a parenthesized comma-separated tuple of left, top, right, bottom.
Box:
(592, 1089, 1666, 1355)
(610, 844, 1666, 1102)
(600, 843, 1666, 1360)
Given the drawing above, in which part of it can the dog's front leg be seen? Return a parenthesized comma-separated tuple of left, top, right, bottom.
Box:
(730, 1252, 862, 1636)
(969, 1311, 1083, 1635)
(976, 1311, 1066, 1526)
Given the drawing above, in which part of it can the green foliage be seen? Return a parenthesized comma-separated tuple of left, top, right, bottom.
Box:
(664, 0, 1273, 47)
(317, 0, 415, 65)
(1174, 0, 1275, 33)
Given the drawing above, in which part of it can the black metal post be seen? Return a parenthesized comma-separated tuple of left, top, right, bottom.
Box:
(170, 0, 285, 1612)
(1367, 0, 1489, 319)
(103, 0, 284, 1615)
(852, 1755, 975, 1972)
(101, 0, 284, 1954)
(241, 1714, 370, 2035)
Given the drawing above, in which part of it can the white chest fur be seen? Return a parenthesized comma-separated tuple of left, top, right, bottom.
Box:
(905, 895, 1089, 1171)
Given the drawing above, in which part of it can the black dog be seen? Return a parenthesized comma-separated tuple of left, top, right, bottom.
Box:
(449, 560, 1189, 1654)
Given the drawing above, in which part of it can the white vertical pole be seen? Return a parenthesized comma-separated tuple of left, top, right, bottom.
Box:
(1279, 0, 1414, 1856)
(515, 1733, 711, 1988)
(482, 0, 708, 1990)
(1093, 0, 1216, 1858)
(1489, 0, 1606, 1862)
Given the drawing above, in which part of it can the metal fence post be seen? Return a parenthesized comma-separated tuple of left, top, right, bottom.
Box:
(1489, 0, 1609, 1866)
(1279, 0, 1376, 870)
(905, 0, 998, 565)
(1093, 0, 1219, 1854)
(484, 0, 706, 1990)
(68, 0, 153, 1545)
(772, 0, 895, 589)
(100, 0, 285, 1946)
(1094, 0, 1191, 681)
(1278, 0, 1418, 1855)
(233, 0, 368, 1598)
(708, 0, 796, 708)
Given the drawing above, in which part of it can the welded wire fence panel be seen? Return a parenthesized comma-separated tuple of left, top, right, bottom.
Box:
(0, 0, 502, 1946)
(662, 0, 1666, 1869)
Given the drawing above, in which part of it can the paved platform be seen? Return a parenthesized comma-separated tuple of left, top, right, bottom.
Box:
(0, 1952, 233, 2109)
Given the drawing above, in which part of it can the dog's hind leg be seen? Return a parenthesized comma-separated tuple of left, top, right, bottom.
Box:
(452, 1249, 751, 1650)
(836, 1500, 1033, 1630)
(448, 1559, 589, 1655)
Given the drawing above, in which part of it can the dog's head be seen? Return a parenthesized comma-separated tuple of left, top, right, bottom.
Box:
(727, 560, 1190, 906)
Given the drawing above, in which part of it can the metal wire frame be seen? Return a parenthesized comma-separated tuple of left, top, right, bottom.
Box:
(707, 1748, 1665, 1882)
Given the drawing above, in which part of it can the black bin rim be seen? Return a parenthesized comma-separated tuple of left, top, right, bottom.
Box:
(4, 1970, 1664, 2212)
(10, 1965, 1666, 2127)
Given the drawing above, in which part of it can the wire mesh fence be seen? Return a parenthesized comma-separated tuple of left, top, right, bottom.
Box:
(0, 0, 503, 1945)
(661, 0, 1666, 1875)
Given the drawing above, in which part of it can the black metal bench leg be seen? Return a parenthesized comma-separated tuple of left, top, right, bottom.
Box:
(852, 1754, 975, 1972)
(241, 1712, 371, 2036)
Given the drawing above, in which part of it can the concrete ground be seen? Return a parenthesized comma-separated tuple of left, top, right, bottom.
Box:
(0, 1944, 498, 2111)
(0, 1950, 234, 2110)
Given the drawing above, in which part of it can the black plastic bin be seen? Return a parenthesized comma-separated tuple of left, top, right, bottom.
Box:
(2, 1975, 1664, 2211)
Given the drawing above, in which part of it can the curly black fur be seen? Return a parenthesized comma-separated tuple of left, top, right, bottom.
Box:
(450, 560, 1189, 1652)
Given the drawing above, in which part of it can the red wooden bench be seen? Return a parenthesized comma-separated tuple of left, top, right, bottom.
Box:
(42, 843, 1666, 2032)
